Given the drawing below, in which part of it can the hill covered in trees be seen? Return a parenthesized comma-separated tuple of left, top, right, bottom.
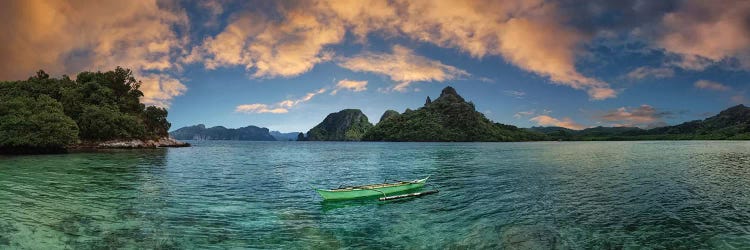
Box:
(362, 87, 544, 142)
(303, 109, 374, 141)
(528, 104, 750, 140)
(0, 68, 184, 153)
(170, 124, 277, 141)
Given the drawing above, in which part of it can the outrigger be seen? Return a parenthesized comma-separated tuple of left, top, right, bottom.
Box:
(314, 176, 438, 201)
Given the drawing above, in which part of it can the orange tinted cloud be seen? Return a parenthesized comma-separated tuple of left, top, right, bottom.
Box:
(235, 104, 289, 114)
(189, 0, 614, 99)
(0, 0, 188, 107)
(277, 88, 327, 109)
(362, 0, 613, 98)
(237, 88, 327, 114)
(338, 45, 468, 92)
(186, 7, 345, 78)
(332, 79, 367, 95)
(626, 66, 675, 80)
(530, 115, 586, 130)
(694, 80, 730, 91)
(659, 0, 750, 70)
(597, 105, 670, 128)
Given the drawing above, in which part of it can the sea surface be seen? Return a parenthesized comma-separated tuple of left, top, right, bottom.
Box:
(1, 141, 749, 249)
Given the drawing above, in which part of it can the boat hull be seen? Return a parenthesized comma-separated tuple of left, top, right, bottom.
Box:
(315, 177, 428, 200)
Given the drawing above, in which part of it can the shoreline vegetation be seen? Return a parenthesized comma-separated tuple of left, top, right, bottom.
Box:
(3, 68, 748, 155)
(174, 86, 750, 143)
(0, 67, 188, 155)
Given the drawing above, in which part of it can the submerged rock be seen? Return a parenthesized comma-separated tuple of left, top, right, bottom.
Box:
(500, 225, 560, 250)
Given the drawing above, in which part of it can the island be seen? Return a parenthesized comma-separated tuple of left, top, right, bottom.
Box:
(0, 68, 188, 154)
(362, 87, 543, 141)
(528, 104, 750, 140)
(302, 109, 374, 141)
(170, 124, 276, 141)
(6, 72, 749, 154)
(298, 86, 750, 142)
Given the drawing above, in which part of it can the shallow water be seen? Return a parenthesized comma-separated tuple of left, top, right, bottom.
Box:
(1, 141, 749, 249)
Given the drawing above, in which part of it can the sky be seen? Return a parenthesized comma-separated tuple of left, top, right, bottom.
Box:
(1, 0, 749, 132)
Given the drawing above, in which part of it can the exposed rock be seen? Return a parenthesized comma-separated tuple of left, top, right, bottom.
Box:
(94, 137, 190, 148)
(306, 109, 373, 141)
(363, 86, 543, 141)
(379, 110, 400, 123)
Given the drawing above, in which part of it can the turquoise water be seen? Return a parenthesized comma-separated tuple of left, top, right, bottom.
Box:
(1, 141, 749, 249)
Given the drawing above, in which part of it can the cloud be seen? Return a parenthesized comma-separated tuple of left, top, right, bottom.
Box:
(391, 1, 615, 99)
(530, 115, 586, 130)
(657, 0, 750, 70)
(185, 5, 345, 78)
(138, 74, 188, 108)
(331, 79, 367, 95)
(504, 90, 526, 99)
(236, 88, 326, 114)
(235, 104, 289, 114)
(694, 80, 730, 91)
(514, 110, 535, 119)
(277, 88, 327, 108)
(0, 0, 189, 107)
(338, 45, 468, 92)
(552, 1, 750, 72)
(478, 77, 495, 83)
(185, 0, 614, 99)
(626, 66, 675, 79)
(597, 104, 671, 128)
(732, 94, 748, 104)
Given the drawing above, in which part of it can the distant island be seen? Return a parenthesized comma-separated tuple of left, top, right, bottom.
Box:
(301, 109, 373, 141)
(174, 86, 750, 143)
(299, 86, 750, 142)
(363, 87, 543, 141)
(169, 124, 302, 141)
(10, 69, 746, 155)
(0, 68, 188, 154)
(298, 87, 544, 141)
(528, 104, 750, 140)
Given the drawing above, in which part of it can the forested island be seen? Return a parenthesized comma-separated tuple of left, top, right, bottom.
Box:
(297, 87, 750, 142)
(0, 68, 187, 154)
(169, 86, 750, 143)
(170, 124, 277, 141)
(528, 104, 750, 140)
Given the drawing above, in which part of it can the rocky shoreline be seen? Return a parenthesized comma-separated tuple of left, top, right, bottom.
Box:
(0, 138, 190, 155)
(71, 137, 191, 149)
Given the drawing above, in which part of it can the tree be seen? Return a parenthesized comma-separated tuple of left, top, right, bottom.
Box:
(0, 67, 178, 152)
(142, 106, 171, 138)
(77, 105, 145, 141)
(0, 95, 78, 151)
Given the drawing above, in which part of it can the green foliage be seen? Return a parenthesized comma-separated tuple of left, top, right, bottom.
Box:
(379, 110, 400, 123)
(363, 87, 544, 142)
(0, 95, 78, 150)
(77, 105, 146, 140)
(531, 105, 750, 141)
(143, 106, 171, 137)
(169, 124, 276, 141)
(306, 109, 373, 141)
(0, 67, 173, 152)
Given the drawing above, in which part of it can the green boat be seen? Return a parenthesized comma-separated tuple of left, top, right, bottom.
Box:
(315, 176, 430, 201)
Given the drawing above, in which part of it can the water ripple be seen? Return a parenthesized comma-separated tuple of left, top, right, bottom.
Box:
(1, 141, 749, 248)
